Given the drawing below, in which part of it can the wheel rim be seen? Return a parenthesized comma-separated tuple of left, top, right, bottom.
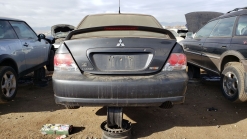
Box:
(1, 71, 16, 98)
(222, 71, 238, 97)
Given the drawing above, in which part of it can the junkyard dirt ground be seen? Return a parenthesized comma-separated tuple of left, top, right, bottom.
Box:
(1, 75, 247, 139)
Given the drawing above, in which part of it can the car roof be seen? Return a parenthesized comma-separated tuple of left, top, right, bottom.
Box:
(86, 13, 154, 17)
(0, 17, 23, 22)
(210, 9, 247, 21)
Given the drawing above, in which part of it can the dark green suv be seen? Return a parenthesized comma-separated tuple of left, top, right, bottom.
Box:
(180, 8, 247, 102)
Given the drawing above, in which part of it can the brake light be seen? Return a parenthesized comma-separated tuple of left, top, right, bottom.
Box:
(163, 53, 187, 71)
(54, 53, 78, 71)
(104, 27, 138, 30)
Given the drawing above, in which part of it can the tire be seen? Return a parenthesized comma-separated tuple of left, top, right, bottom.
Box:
(0, 66, 18, 101)
(34, 67, 46, 80)
(220, 62, 247, 102)
(46, 50, 54, 71)
(187, 63, 200, 79)
(65, 105, 80, 109)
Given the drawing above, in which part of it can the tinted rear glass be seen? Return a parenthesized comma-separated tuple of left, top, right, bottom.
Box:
(236, 15, 247, 36)
(78, 14, 162, 28)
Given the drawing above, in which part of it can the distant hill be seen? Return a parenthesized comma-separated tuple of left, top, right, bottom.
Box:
(160, 22, 186, 27)
(32, 26, 50, 34)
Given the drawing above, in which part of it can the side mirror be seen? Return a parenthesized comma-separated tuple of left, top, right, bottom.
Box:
(38, 34, 46, 41)
(185, 32, 193, 39)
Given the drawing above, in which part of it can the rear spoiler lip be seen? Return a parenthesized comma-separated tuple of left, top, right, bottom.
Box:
(65, 25, 176, 40)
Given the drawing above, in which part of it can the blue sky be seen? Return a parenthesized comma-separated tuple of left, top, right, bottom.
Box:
(0, 0, 247, 27)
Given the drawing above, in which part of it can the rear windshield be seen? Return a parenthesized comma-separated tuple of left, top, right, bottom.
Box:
(72, 14, 169, 39)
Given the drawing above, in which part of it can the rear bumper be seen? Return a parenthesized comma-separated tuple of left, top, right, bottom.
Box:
(52, 71, 188, 107)
(54, 95, 185, 107)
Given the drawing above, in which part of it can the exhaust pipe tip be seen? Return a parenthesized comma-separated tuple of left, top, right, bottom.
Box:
(159, 101, 173, 109)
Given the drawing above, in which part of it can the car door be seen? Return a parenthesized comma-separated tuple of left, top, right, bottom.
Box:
(182, 20, 219, 67)
(231, 15, 247, 58)
(202, 17, 236, 73)
(0, 20, 26, 73)
(9, 21, 48, 69)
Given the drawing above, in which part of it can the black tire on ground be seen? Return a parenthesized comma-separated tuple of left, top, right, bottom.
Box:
(0, 66, 18, 101)
(220, 62, 247, 102)
(187, 63, 200, 79)
(46, 50, 54, 71)
(65, 105, 80, 109)
(34, 67, 46, 80)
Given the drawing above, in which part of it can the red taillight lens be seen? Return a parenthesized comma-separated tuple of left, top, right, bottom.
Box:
(163, 53, 187, 71)
(54, 54, 78, 71)
(178, 54, 186, 65)
(168, 54, 178, 65)
(168, 53, 186, 66)
(54, 54, 73, 66)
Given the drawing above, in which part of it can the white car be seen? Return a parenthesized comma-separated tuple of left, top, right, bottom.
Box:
(169, 30, 184, 42)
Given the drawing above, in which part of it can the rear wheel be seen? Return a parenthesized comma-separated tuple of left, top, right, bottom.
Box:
(221, 62, 247, 102)
(34, 67, 46, 80)
(46, 50, 54, 71)
(187, 63, 200, 79)
(0, 66, 17, 101)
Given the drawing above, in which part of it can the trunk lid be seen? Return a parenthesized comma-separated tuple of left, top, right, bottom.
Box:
(64, 37, 176, 74)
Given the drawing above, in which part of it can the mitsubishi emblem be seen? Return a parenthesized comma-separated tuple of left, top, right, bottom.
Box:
(116, 39, 125, 47)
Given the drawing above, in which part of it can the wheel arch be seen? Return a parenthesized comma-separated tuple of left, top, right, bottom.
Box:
(219, 50, 245, 72)
(0, 55, 19, 75)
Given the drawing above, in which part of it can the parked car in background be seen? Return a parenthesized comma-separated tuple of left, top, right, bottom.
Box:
(180, 7, 247, 102)
(0, 17, 55, 101)
(169, 29, 184, 42)
(169, 28, 188, 38)
(51, 24, 74, 50)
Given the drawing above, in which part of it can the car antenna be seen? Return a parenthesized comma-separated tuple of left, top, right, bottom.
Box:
(119, 0, 121, 14)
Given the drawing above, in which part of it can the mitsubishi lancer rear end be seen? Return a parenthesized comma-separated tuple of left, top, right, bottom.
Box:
(52, 13, 188, 109)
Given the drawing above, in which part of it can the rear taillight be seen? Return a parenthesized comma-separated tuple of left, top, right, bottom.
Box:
(162, 53, 187, 71)
(54, 53, 78, 71)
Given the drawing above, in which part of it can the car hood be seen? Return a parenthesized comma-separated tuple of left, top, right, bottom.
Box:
(51, 24, 75, 38)
(185, 12, 223, 33)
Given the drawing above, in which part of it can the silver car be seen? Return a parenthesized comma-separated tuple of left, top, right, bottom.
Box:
(0, 17, 55, 101)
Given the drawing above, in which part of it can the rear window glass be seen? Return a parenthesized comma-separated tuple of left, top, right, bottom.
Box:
(236, 15, 247, 36)
(78, 14, 162, 29)
(72, 14, 169, 39)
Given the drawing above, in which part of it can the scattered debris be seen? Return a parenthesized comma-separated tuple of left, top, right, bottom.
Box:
(201, 75, 221, 82)
(18, 76, 33, 85)
(202, 76, 220, 81)
(207, 107, 218, 111)
(217, 125, 220, 128)
(56, 135, 67, 139)
(40, 124, 73, 135)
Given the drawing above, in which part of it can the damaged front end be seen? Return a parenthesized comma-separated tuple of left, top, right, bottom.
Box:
(51, 24, 75, 49)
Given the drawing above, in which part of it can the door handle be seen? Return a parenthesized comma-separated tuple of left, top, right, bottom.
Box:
(221, 45, 227, 48)
(199, 43, 202, 46)
(23, 43, 28, 47)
